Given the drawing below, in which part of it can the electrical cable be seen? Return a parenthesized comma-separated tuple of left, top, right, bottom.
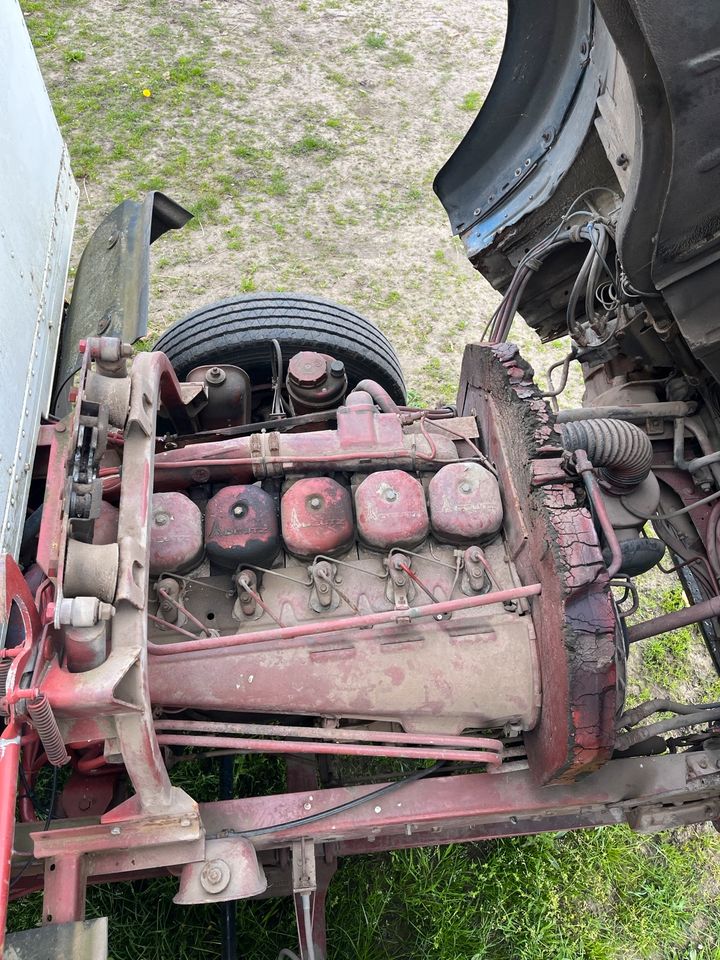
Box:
(10, 764, 59, 892)
(238, 762, 445, 839)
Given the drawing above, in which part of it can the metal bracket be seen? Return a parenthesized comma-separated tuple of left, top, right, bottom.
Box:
(385, 553, 415, 609)
(309, 561, 339, 613)
(461, 546, 490, 596)
(293, 839, 319, 960)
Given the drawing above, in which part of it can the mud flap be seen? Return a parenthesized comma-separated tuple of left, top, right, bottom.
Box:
(53, 192, 191, 416)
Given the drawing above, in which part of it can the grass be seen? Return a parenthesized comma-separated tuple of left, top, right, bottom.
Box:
(460, 91, 483, 111)
(16, 0, 720, 956)
(9, 818, 720, 959)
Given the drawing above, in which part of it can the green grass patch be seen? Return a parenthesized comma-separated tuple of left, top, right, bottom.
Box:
(460, 90, 483, 111)
(365, 31, 387, 49)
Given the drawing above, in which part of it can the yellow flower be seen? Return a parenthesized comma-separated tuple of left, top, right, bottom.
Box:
(142, 88, 152, 98)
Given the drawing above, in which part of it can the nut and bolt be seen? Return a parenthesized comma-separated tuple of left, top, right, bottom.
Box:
(384, 489, 398, 502)
(460, 482, 472, 494)
(205, 366, 226, 385)
(232, 503, 247, 518)
(308, 495, 323, 511)
(154, 512, 169, 527)
(329, 359, 345, 379)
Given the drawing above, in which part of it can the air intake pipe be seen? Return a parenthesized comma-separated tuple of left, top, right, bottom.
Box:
(560, 418, 653, 489)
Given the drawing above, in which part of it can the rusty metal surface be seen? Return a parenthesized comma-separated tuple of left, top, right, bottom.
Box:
(460, 343, 618, 783)
(205, 484, 279, 569)
(281, 477, 354, 558)
(355, 470, 429, 549)
(186, 364, 251, 430)
(428, 462, 502, 543)
(149, 606, 540, 733)
(148, 492, 203, 576)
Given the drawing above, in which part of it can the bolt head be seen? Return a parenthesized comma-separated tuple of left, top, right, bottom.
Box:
(200, 858, 230, 894)
(384, 489, 398, 502)
(329, 359, 345, 378)
(308, 495, 323, 510)
(154, 512, 169, 527)
(232, 503, 247, 518)
(460, 482, 472, 494)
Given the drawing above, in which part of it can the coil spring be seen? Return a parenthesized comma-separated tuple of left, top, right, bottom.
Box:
(0, 660, 10, 700)
(27, 694, 69, 767)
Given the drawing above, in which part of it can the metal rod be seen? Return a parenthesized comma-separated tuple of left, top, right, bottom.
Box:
(147, 583, 542, 657)
(154, 719, 503, 751)
(155, 734, 502, 764)
(627, 594, 720, 643)
(556, 401, 696, 423)
(574, 450, 622, 578)
(0, 725, 21, 955)
(218, 755, 238, 960)
(157, 588, 210, 637)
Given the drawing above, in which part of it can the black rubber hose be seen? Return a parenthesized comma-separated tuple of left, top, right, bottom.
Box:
(560, 418, 653, 488)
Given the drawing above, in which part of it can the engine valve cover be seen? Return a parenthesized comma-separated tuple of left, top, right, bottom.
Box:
(205, 484, 279, 569)
(149, 492, 203, 576)
(281, 477, 354, 558)
(355, 469, 429, 549)
(428, 462, 503, 544)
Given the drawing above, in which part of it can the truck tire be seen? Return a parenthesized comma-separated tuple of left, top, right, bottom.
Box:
(153, 292, 406, 404)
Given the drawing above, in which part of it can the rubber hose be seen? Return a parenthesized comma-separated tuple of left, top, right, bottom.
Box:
(561, 418, 653, 488)
(352, 379, 400, 413)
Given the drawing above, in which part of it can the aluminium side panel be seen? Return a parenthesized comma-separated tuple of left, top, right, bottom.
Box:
(0, 0, 79, 563)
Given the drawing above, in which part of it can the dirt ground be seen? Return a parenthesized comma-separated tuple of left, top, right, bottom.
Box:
(27, 0, 516, 401)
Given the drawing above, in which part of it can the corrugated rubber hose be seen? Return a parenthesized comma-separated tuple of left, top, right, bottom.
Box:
(560, 418, 653, 488)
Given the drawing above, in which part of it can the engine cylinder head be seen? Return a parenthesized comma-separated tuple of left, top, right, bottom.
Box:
(205, 484, 280, 569)
(355, 470, 429, 550)
(150, 492, 204, 576)
(281, 477, 354, 558)
(428, 462, 503, 544)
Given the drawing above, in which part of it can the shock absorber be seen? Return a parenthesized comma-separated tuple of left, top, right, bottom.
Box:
(27, 694, 69, 767)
